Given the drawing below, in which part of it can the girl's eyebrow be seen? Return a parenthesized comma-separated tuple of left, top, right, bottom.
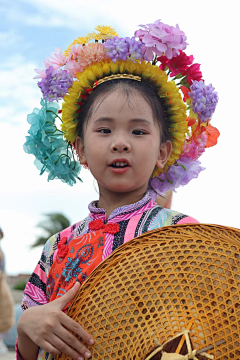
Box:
(94, 117, 151, 125)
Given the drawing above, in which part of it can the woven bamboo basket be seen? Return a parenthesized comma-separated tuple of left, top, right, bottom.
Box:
(56, 223, 240, 360)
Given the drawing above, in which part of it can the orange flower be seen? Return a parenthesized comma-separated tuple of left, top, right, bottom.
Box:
(180, 85, 190, 101)
(205, 124, 220, 148)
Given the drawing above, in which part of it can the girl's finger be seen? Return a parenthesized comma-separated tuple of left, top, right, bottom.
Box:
(61, 313, 94, 346)
(38, 340, 61, 356)
(47, 333, 86, 360)
(56, 282, 81, 310)
(53, 325, 91, 359)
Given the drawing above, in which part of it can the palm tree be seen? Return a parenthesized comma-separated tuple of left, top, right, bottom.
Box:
(32, 213, 70, 247)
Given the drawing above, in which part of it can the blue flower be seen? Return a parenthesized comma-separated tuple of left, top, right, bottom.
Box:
(24, 99, 82, 186)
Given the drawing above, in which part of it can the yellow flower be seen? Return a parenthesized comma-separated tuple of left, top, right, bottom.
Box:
(64, 36, 91, 57)
(87, 26, 118, 42)
(95, 25, 118, 37)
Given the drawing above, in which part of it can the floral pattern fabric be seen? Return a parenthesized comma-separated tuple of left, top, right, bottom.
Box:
(17, 193, 198, 360)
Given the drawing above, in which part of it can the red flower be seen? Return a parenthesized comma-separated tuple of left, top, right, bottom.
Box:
(159, 51, 194, 77)
(182, 63, 203, 85)
(158, 56, 169, 71)
(57, 237, 68, 258)
(103, 223, 120, 234)
(89, 219, 105, 231)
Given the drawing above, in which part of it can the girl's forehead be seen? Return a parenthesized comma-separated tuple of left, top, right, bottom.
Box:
(91, 88, 153, 118)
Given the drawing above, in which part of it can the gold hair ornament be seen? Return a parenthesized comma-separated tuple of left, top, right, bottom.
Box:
(92, 74, 141, 88)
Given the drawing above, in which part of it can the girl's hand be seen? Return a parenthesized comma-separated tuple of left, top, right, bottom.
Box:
(17, 282, 94, 360)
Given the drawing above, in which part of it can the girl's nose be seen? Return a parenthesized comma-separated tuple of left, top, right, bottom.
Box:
(111, 138, 131, 152)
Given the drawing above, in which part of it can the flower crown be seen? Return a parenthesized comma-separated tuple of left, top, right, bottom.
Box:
(24, 21, 219, 194)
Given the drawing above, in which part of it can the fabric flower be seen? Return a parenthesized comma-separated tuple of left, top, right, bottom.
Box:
(57, 237, 69, 258)
(38, 66, 73, 102)
(66, 44, 83, 61)
(23, 99, 60, 160)
(74, 43, 108, 72)
(34, 59, 53, 79)
(24, 100, 82, 186)
(182, 131, 208, 160)
(64, 44, 85, 77)
(135, 19, 187, 60)
(158, 51, 194, 77)
(149, 157, 205, 195)
(181, 63, 203, 86)
(89, 220, 105, 231)
(34, 48, 67, 79)
(189, 80, 218, 121)
(103, 36, 145, 62)
(44, 153, 82, 186)
(45, 47, 67, 68)
(205, 124, 220, 148)
(103, 223, 120, 234)
(23, 134, 49, 161)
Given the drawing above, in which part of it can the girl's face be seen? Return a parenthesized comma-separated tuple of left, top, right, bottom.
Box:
(76, 88, 172, 197)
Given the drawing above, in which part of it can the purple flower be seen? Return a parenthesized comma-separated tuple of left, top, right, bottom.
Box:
(135, 19, 187, 61)
(148, 157, 205, 196)
(189, 80, 218, 121)
(103, 36, 145, 63)
(37, 66, 73, 102)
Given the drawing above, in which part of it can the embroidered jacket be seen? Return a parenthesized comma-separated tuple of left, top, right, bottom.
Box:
(17, 193, 198, 359)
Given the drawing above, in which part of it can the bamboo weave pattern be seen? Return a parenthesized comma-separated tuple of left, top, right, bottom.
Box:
(56, 224, 240, 360)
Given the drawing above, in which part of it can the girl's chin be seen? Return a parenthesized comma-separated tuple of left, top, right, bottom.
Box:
(99, 182, 147, 195)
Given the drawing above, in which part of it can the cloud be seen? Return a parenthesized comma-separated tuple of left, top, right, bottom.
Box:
(0, 55, 40, 124)
(0, 30, 23, 48)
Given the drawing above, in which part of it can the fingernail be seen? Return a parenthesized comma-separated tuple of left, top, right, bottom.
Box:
(77, 357, 83, 360)
(84, 350, 91, 358)
(88, 338, 94, 345)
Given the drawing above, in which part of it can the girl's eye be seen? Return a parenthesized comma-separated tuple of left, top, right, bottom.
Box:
(99, 129, 111, 134)
(132, 130, 146, 135)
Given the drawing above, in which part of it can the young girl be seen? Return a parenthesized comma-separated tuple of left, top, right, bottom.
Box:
(17, 20, 219, 360)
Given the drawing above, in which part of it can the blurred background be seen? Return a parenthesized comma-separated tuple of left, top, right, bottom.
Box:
(0, 0, 239, 279)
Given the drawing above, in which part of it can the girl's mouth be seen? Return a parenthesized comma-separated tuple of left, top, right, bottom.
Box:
(110, 162, 129, 168)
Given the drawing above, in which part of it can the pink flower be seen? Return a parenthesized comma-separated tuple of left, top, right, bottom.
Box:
(46, 47, 67, 69)
(66, 44, 83, 61)
(76, 43, 108, 70)
(135, 20, 187, 61)
(182, 131, 208, 160)
(33, 48, 67, 79)
(33, 59, 52, 79)
(64, 60, 84, 78)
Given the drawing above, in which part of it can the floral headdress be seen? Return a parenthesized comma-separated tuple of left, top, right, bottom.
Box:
(24, 21, 219, 194)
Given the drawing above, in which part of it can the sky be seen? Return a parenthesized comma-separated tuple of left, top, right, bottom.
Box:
(0, 0, 239, 275)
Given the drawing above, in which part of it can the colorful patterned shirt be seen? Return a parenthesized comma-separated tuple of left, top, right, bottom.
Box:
(17, 193, 198, 359)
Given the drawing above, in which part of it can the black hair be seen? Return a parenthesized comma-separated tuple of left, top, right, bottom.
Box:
(76, 78, 171, 144)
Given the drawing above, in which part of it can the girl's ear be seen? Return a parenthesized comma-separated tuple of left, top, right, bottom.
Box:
(156, 140, 172, 170)
(75, 136, 87, 165)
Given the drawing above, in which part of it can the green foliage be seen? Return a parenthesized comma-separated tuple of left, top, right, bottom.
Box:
(13, 280, 27, 290)
(32, 213, 70, 247)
